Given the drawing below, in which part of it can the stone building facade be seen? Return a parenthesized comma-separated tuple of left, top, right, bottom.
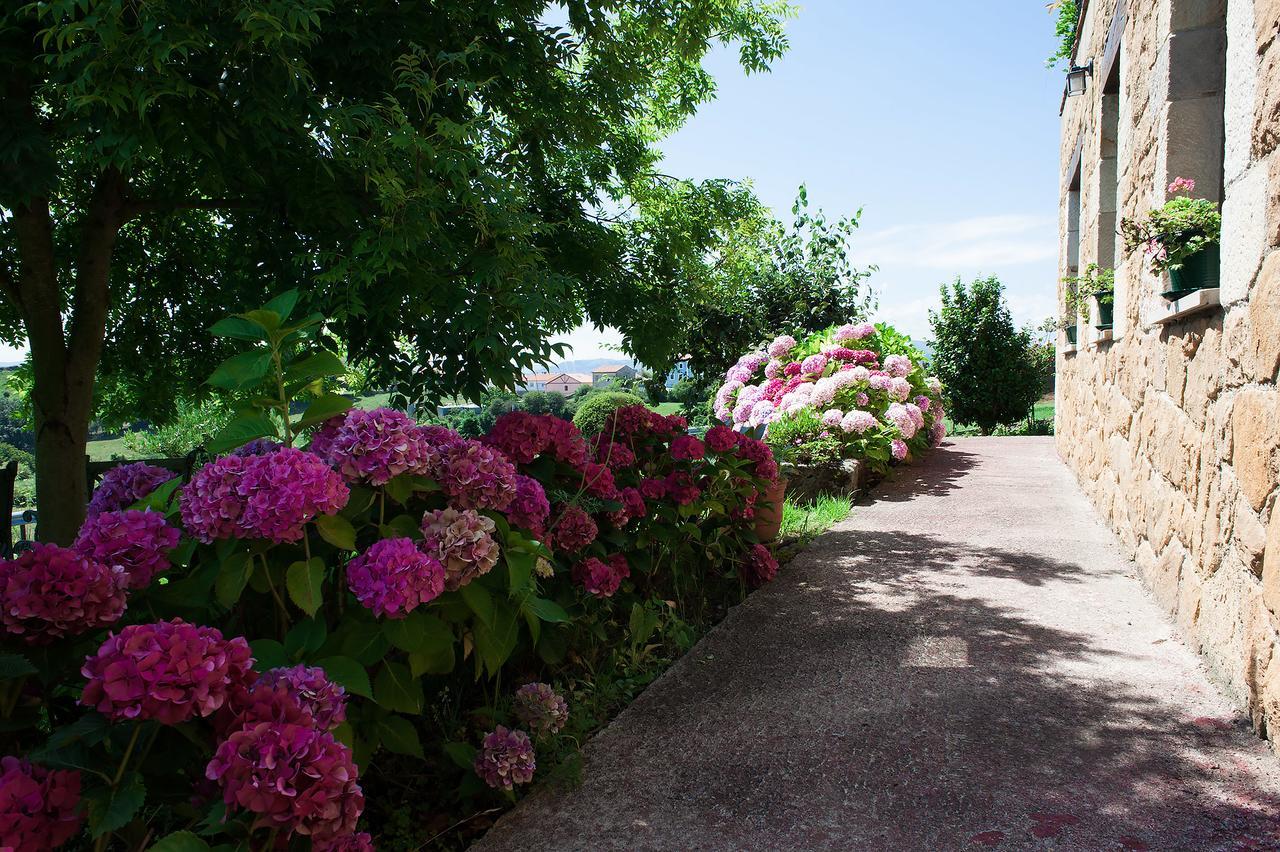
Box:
(1056, 0, 1280, 746)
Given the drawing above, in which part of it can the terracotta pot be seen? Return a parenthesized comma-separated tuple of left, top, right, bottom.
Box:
(753, 477, 788, 543)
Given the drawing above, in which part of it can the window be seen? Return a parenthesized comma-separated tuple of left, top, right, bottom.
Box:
(1098, 54, 1121, 269)
(1165, 0, 1226, 203)
(1067, 160, 1082, 279)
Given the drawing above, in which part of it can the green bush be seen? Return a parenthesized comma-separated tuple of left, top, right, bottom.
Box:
(572, 391, 645, 434)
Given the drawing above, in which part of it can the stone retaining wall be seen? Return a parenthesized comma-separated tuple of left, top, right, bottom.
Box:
(1057, 0, 1280, 746)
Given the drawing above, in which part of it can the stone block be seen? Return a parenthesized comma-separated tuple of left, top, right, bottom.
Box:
(1265, 508, 1280, 615)
(1221, 163, 1268, 306)
(1249, 250, 1280, 382)
(1232, 388, 1280, 511)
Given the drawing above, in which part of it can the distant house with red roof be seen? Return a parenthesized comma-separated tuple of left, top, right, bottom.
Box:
(590, 364, 638, 386)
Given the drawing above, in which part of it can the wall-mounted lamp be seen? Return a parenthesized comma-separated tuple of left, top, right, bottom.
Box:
(1065, 59, 1093, 97)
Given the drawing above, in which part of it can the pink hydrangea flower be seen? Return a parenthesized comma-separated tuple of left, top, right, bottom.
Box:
(81, 619, 253, 725)
(767, 335, 797, 358)
(868, 373, 892, 392)
(347, 538, 445, 618)
(577, 460, 619, 501)
(801, 353, 828, 375)
(783, 362, 803, 377)
(513, 682, 569, 736)
(319, 408, 437, 486)
(855, 392, 870, 406)
(549, 504, 598, 553)
(1168, 176, 1195, 194)
(179, 454, 248, 541)
(742, 544, 777, 587)
(884, 354, 913, 378)
(207, 721, 363, 840)
(931, 419, 948, 443)
(474, 726, 535, 790)
(890, 377, 912, 402)
(74, 509, 181, 590)
(506, 475, 551, 537)
(834, 321, 876, 342)
(885, 403, 919, 440)
(841, 410, 877, 435)
(914, 395, 932, 413)
(484, 411, 551, 464)
(420, 508, 500, 591)
(0, 756, 82, 850)
(437, 440, 517, 511)
(607, 487, 646, 528)
(254, 666, 348, 731)
(0, 543, 126, 644)
(86, 462, 176, 517)
(733, 435, 779, 482)
(315, 833, 376, 852)
(891, 439, 909, 461)
(764, 359, 783, 379)
(820, 409, 844, 427)
(594, 435, 636, 470)
(748, 399, 777, 426)
(926, 376, 942, 395)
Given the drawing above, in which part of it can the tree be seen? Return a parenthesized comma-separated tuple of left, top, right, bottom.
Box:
(928, 276, 1042, 435)
(0, 0, 794, 542)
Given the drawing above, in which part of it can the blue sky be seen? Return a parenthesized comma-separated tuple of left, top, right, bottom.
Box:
(556, 0, 1067, 359)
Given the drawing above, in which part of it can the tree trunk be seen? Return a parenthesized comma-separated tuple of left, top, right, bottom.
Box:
(8, 174, 124, 544)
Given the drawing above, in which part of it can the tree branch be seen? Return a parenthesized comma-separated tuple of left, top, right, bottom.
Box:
(123, 197, 254, 218)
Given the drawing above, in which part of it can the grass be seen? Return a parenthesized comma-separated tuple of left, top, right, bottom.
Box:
(86, 436, 138, 462)
(648, 402, 681, 415)
(778, 493, 853, 551)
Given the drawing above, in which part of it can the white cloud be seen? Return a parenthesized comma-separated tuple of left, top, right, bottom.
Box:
(852, 215, 1057, 270)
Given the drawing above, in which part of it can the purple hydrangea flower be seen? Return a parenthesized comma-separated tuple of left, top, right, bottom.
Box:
(0, 544, 126, 644)
(548, 504, 597, 554)
(318, 408, 437, 486)
(346, 538, 445, 619)
(513, 683, 569, 737)
(74, 509, 181, 589)
(254, 665, 348, 731)
(742, 544, 778, 587)
(506, 475, 551, 537)
(571, 554, 629, 598)
(891, 439, 909, 461)
(81, 618, 254, 725)
(206, 721, 364, 841)
(437, 440, 517, 511)
(87, 462, 176, 517)
(0, 756, 82, 850)
(233, 437, 282, 456)
(419, 508, 500, 591)
(473, 726, 536, 790)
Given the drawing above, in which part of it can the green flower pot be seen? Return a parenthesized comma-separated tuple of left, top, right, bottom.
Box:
(1065, 325, 1077, 345)
(1162, 242, 1220, 300)
(1096, 300, 1114, 330)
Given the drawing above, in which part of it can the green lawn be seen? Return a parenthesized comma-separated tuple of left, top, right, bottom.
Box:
(779, 494, 853, 546)
(648, 402, 682, 415)
(1033, 399, 1055, 420)
(86, 436, 138, 462)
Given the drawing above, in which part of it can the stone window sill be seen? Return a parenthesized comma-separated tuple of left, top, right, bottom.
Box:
(1060, 343, 1077, 355)
(1152, 288, 1221, 325)
(1091, 328, 1114, 345)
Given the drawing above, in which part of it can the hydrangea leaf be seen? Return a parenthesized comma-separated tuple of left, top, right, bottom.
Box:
(313, 514, 356, 551)
(285, 558, 325, 617)
(376, 715, 424, 758)
(374, 661, 423, 714)
(314, 656, 373, 699)
(86, 771, 146, 838)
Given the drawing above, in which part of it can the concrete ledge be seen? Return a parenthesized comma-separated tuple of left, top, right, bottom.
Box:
(1152, 287, 1221, 325)
(1092, 329, 1115, 345)
(1061, 343, 1078, 355)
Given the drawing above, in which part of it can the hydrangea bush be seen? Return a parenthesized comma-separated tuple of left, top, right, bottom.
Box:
(0, 294, 779, 849)
(714, 320, 947, 470)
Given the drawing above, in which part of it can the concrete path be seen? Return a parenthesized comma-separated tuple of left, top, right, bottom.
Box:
(473, 438, 1280, 851)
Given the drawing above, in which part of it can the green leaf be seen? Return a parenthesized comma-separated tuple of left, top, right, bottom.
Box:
(314, 656, 373, 699)
(207, 349, 272, 391)
(128, 476, 184, 514)
(207, 412, 276, 454)
(285, 558, 325, 616)
(473, 607, 519, 676)
(209, 316, 268, 342)
(284, 351, 346, 385)
(285, 618, 327, 660)
(149, 831, 212, 852)
(459, 582, 494, 627)
(443, 741, 478, 771)
(214, 554, 254, 608)
(241, 309, 282, 333)
(336, 620, 390, 665)
(46, 714, 110, 750)
(313, 514, 356, 550)
(262, 290, 300, 322)
(383, 611, 452, 653)
(376, 715, 424, 758)
(295, 392, 353, 429)
(381, 513, 420, 539)
(374, 661, 423, 714)
(0, 653, 36, 680)
(524, 597, 570, 623)
(249, 639, 288, 670)
(505, 549, 535, 596)
(86, 772, 146, 837)
(408, 641, 455, 676)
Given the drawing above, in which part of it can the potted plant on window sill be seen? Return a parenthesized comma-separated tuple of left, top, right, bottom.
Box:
(1121, 177, 1221, 300)
(1059, 274, 1092, 344)
(1066, 264, 1115, 331)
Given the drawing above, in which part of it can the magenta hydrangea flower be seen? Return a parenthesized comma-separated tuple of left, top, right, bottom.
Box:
(473, 726, 536, 790)
(0, 756, 82, 850)
(0, 543, 126, 644)
(254, 666, 347, 731)
(319, 408, 437, 486)
(742, 544, 778, 587)
(891, 439, 909, 461)
(704, 425, 738, 453)
(86, 462, 176, 517)
(670, 435, 705, 461)
(315, 833, 376, 852)
(347, 538, 445, 619)
(420, 508, 500, 591)
(514, 683, 569, 737)
(594, 437, 637, 470)
(485, 411, 552, 464)
(233, 437, 282, 456)
(437, 440, 517, 511)
(81, 618, 254, 725)
(549, 505, 597, 553)
(506, 475, 551, 537)
(181, 449, 349, 544)
(662, 471, 701, 506)
(783, 362, 803, 377)
(607, 487, 646, 528)
(572, 554, 629, 598)
(207, 721, 364, 841)
(74, 509, 181, 589)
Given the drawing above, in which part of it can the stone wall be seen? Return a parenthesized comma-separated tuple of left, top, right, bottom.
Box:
(1056, 0, 1280, 746)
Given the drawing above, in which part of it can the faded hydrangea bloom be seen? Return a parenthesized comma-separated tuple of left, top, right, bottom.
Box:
(81, 618, 254, 725)
(473, 726, 536, 790)
(346, 538, 445, 619)
(74, 508, 181, 589)
(437, 440, 517, 511)
(0, 543, 126, 643)
(315, 832, 376, 852)
(207, 721, 364, 841)
(742, 544, 778, 588)
(420, 508, 500, 591)
(513, 683, 569, 737)
(0, 756, 82, 850)
(253, 665, 348, 731)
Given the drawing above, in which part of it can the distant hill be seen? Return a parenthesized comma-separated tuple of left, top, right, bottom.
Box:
(911, 340, 935, 363)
